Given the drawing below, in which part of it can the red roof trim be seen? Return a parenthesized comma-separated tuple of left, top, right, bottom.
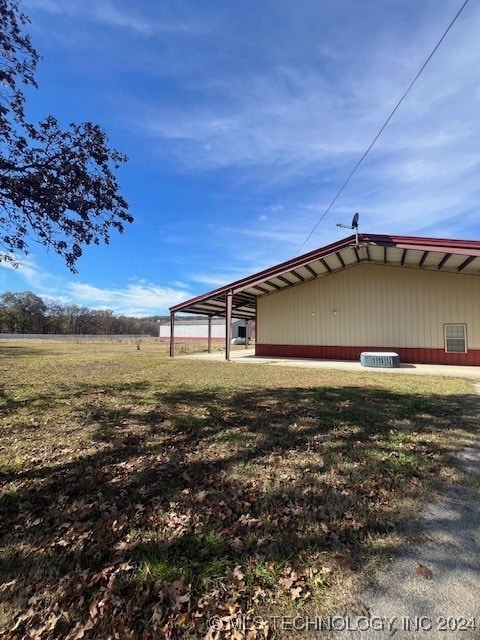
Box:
(170, 234, 357, 312)
(362, 233, 480, 250)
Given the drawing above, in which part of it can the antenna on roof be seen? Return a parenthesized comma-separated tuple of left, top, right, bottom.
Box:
(336, 212, 360, 246)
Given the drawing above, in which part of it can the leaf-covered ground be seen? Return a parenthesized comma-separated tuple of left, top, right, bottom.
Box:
(0, 339, 479, 639)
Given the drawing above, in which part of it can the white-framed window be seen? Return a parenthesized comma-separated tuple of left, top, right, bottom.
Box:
(444, 324, 467, 353)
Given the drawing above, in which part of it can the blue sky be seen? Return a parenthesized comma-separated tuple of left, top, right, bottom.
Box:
(1, 0, 479, 316)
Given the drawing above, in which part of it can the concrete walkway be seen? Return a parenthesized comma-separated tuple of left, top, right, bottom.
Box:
(182, 348, 480, 379)
(328, 446, 480, 640)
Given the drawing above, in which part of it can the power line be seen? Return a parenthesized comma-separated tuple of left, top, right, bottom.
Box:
(295, 0, 471, 256)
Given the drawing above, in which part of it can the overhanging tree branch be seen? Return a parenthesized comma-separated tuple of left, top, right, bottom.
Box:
(0, 0, 132, 272)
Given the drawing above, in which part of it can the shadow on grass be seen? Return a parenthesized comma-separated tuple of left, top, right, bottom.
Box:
(0, 382, 478, 637)
(0, 381, 153, 419)
(0, 344, 65, 358)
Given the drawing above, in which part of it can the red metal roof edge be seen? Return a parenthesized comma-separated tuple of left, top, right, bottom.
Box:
(169, 233, 480, 313)
(362, 233, 480, 250)
(170, 233, 357, 312)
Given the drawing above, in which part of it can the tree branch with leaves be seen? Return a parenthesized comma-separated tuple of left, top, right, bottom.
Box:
(0, 0, 132, 272)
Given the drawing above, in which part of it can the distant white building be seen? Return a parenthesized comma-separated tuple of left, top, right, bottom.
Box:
(158, 316, 254, 342)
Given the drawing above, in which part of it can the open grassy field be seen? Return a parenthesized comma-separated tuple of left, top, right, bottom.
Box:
(1, 339, 479, 639)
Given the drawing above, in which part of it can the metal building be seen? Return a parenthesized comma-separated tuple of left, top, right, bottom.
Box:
(159, 317, 253, 344)
(169, 234, 480, 365)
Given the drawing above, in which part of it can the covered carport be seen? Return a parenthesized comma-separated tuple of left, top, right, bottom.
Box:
(168, 288, 256, 360)
(169, 232, 370, 360)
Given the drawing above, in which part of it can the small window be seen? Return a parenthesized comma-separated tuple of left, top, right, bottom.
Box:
(444, 324, 467, 353)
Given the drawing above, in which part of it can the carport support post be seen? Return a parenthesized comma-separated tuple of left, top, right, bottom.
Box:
(225, 290, 233, 361)
(207, 316, 212, 353)
(169, 312, 175, 357)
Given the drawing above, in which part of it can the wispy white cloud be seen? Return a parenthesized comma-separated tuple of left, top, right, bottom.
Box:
(186, 258, 271, 288)
(122, 0, 480, 258)
(170, 280, 190, 290)
(0, 254, 55, 288)
(0, 256, 191, 316)
(205, 218, 311, 252)
(187, 274, 230, 288)
(26, 0, 154, 36)
(139, 39, 478, 184)
(26, 0, 211, 38)
(92, 2, 155, 37)
(67, 281, 190, 315)
(134, 69, 366, 177)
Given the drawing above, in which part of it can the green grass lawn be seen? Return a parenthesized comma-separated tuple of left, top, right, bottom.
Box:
(0, 339, 479, 639)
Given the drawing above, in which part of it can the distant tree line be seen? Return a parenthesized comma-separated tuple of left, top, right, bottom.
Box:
(0, 291, 168, 335)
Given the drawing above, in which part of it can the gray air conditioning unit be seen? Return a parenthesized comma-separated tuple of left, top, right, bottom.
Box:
(360, 351, 400, 368)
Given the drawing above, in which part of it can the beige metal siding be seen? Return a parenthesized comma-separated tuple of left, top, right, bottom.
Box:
(257, 263, 480, 348)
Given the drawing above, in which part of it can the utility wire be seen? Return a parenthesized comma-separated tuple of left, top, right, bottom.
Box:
(295, 0, 471, 256)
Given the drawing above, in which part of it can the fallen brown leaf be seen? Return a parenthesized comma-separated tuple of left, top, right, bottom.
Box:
(415, 563, 433, 579)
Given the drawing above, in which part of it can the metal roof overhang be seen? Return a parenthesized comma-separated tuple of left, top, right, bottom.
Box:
(170, 233, 480, 319)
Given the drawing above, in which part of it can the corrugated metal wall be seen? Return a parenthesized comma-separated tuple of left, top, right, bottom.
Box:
(159, 320, 251, 339)
(257, 263, 480, 349)
(159, 324, 225, 339)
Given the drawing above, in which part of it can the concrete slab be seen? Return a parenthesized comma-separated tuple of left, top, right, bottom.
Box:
(181, 349, 480, 379)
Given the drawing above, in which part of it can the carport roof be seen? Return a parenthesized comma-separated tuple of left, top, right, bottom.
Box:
(170, 233, 480, 320)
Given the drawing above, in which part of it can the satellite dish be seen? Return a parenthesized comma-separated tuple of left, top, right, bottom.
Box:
(336, 212, 360, 246)
(336, 212, 359, 230)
